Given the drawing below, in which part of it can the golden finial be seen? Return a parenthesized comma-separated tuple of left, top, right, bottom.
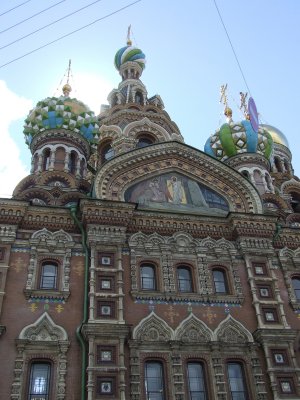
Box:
(62, 59, 72, 97)
(239, 91, 249, 118)
(220, 84, 232, 119)
(127, 25, 132, 46)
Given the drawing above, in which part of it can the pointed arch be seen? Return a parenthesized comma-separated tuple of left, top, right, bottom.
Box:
(213, 315, 253, 343)
(174, 313, 213, 343)
(132, 312, 174, 341)
(19, 312, 68, 341)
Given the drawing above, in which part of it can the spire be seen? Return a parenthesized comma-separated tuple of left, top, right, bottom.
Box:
(220, 84, 232, 122)
(127, 24, 132, 46)
(62, 59, 72, 97)
(239, 91, 249, 120)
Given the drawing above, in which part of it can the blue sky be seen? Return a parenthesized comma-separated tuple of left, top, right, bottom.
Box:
(0, 0, 299, 197)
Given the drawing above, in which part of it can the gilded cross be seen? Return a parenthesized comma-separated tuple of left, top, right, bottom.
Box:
(73, 261, 84, 276)
(202, 307, 217, 324)
(164, 305, 179, 324)
(239, 91, 248, 116)
(55, 304, 64, 313)
(220, 84, 228, 107)
(29, 303, 38, 312)
(11, 257, 24, 273)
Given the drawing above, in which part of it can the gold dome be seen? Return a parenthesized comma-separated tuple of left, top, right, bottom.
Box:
(260, 124, 289, 148)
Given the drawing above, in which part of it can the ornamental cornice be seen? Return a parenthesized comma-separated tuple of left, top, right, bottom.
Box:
(226, 153, 270, 170)
(94, 141, 263, 214)
(30, 129, 91, 157)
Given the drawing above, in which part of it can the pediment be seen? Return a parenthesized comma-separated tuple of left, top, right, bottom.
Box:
(94, 142, 262, 214)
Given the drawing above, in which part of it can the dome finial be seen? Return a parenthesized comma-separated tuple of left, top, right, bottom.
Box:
(239, 91, 249, 119)
(127, 24, 132, 46)
(220, 84, 232, 122)
(62, 59, 72, 97)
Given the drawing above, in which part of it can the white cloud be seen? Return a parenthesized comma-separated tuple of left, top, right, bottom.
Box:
(0, 80, 32, 198)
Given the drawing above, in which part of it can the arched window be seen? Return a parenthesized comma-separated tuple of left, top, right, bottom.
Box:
(140, 263, 156, 290)
(28, 362, 51, 400)
(227, 362, 248, 400)
(212, 268, 228, 294)
(40, 262, 58, 290)
(42, 149, 51, 171)
(144, 361, 165, 400)
(187, 362, 207, 400)
(274, 157, 282, 172)
(100, 142, 115, 164)
(241, 170, 250, 179)
(292, 277, 300, 300)
(136, 134, 155, 148)
(283, 159, 290, 173)
(177, 266, 193, 292)
(290, 192, 300, 213)
(69, 151, 77, 174)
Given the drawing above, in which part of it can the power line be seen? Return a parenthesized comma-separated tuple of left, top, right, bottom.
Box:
(0, 0, 66, 35)
(0, 0, 32, 17)
(0, 0, 104, 50)
(0, 0, 142, 69)
(213, 0, 252, 96)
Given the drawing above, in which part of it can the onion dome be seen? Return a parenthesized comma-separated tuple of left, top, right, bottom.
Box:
(114, 45, 146, 72)
(24, 88, 99, 147)
(204, 119, 273, 161)
(260, 124, 289, 148)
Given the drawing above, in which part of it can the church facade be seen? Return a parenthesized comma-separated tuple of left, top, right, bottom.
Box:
(1, 38, 300, 400)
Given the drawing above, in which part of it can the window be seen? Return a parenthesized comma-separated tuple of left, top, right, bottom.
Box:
(141, 264, 156, 290)
(100, 142, 115, 164)
(177, 266, 193, 292)
(292, 277, 300, 300)
(96, 377, 115, 396)
(98, 253, 114, 267)
(96, 346, 115, 364)
(262, 307, 278, 323)
(40, 263, 58, 290)
(212, 268, 228, 294)
(69, 151, 77, 174)
(271, 350, 288, 366)
(252, 263, 267, 276)
(187, 362, 207, 400)
(227, 362, 248, 400)
(97, 275, 114, 291)
(278, 377, 295, 394)
(97, 301, 115, 318)
(136, 136, 154, 148)
(42, 149, 51, 171)
(257, 284, 272, 299)
(28, 362, 51, 400)
(145, 361, 165, 400)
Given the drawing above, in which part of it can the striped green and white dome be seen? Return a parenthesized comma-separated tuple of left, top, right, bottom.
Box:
(114, 45, 146, 71)
(204, 119, 273, 161)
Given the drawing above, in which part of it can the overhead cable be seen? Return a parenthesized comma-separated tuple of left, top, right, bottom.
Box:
(0, 0, 66, 35)
(0, 0, 32, 17)
(0, 0, 142, 69)
(0, 0, 104, 50)
(213, 0, 252, 96)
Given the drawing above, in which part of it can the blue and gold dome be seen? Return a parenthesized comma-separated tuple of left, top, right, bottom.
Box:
(204, 119, 274, 161)
(24, 84, 99, 147)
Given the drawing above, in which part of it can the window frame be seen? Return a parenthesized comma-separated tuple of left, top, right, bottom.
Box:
(212, 267, 229, 295)
(186, 361, 208, 400)
(177, 265, 193, 293)
(144, 360, 166, 400)
(27, 360, 52, 400)
(226, 361, 249, 400)
(291, 276, 300, 301)
(140, 263, 157, 291)
(39, 261, 58, 290)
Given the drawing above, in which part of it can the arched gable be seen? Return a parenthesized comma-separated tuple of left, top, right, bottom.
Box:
(94, 141, 263, 214)
(174, 313, 213, 343)
(19, 312, 68, 341)
(132, 312, 174, 341)
(213, 314, 253, 343)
